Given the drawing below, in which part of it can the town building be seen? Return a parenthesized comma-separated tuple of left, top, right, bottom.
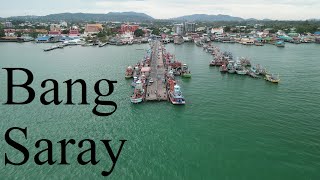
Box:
(68, 29, 81, 37)
(120, 24, 140, 34)
(50, 24, 61, 31)
(84, 24, 103, 36)
(174, 24, 184, 35)
(4, 22, 13, 28)
(184, 22, 196, 33)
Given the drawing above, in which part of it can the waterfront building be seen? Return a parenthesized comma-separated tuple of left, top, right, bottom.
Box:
(4, 29, 16, 37)
(35, 36, 59, 43)
(69, 29, 81, 37)
(174, 24, 184, 35)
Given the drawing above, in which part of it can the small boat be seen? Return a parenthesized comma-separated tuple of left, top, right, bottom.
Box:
(255, 42, 264, 46)
(239, 57, 251, 67)
(247, 71, 259, 78)
(256, 65, 268, 75)
(264, 74, 280, 83)
(99, 42, 108, 47)
(250, 67, 259, 75)
(131, 77, 138, 87)
(219, 64, 228, 73)
(125, 66, 134, 79)
(130, 80, 144, 103)
(227, 61, 236, 74)
(168, 79, 185, 105)
(275, 41, 285, 47)
(181, 64, 192, 78)
(236, 66, 247, 75)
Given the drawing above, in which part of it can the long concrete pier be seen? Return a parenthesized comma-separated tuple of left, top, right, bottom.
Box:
(145, 41, 168, 101)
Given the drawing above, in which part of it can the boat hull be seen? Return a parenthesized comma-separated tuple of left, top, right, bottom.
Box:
(130, 98, 143, 104)
(182, 74, 192, 78)
(236, 71, 247, 75)
(169, 93, 185, 105)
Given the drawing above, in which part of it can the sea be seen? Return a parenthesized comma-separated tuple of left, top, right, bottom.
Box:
(0, 42, 319, 179)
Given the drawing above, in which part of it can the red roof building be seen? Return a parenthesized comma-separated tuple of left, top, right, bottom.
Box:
(69, 29, 80, 37)
(120, 24, 139, 34)
(48, 30, 61, 36)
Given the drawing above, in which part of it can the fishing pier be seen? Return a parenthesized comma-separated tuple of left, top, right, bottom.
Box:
(145, 41, 167, 101)
(127, 40, 186, 105)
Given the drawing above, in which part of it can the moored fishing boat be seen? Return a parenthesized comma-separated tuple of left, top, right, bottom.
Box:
(130, 80, 145, 103)
(236, 66, 247, 75)
(227, 61, 236, 74)
(256, 64, 268, 75)
(125, 66, 134, 79)
(264, 74, 280, 83)
(275, 41, 285, 47)
(247, 71, 259, 78)
(181, 64, 192, 78)
(219, 64, 228, 73)
(168, 79, 185, 105)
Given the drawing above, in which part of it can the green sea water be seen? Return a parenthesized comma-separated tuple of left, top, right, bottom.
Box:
(0, 42, 319, 179)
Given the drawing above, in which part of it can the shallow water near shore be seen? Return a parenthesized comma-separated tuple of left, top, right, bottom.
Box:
(0, 42, 320, 179)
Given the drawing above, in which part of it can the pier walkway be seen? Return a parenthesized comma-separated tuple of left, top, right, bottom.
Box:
(145, 41, 168, 101)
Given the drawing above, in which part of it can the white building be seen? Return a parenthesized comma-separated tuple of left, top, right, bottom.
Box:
(174, 24, 184, 35)
(5, 22, 13, 28)
(211, 27, 224, 34)
(60, 21, 68, 27)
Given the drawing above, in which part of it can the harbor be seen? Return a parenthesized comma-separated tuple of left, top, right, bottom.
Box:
(126, 40, 187, 104)
(1, 41, 320, 180)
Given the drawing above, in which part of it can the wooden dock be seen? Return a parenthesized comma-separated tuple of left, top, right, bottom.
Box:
(145, 41, 168, 101)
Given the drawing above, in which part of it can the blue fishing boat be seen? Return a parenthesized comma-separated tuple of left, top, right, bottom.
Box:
(275, 41, 285, 47)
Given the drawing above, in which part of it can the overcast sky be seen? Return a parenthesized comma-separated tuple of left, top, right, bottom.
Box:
(0, 0, 319, 20)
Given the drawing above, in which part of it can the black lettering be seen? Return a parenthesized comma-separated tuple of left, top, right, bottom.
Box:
(40, 79, 62, 105)
(34, 139, 56, 165)
(57, 139, 76, 165)
(3, 68, 35, 104)
(63, 79, 89, 105)
(77, 139, 99, 165)
(93, 79, 117, 116)
(100, 140, 126, 176)
(4, 127, 29, 165)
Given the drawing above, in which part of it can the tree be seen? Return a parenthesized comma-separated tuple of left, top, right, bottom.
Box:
(0, 29, 5, 37)
(62, 29, 69, 34)
(97, 31, 107, 38)
(150, 28, 160, 36)
(134, 29, 145, 37)
(16, 32, 22, 37)
(224, 26, 231, 33)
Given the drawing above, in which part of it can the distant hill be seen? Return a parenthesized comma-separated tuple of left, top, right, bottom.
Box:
(6, 12, 154, 22)
(171, 14, 245, 22)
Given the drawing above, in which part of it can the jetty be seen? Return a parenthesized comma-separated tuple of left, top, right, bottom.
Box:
(145, 41, 167, 101)
(127, 40, 186, 104)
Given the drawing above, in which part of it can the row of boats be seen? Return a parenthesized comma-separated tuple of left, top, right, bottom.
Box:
(202, 44, 280, 83)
